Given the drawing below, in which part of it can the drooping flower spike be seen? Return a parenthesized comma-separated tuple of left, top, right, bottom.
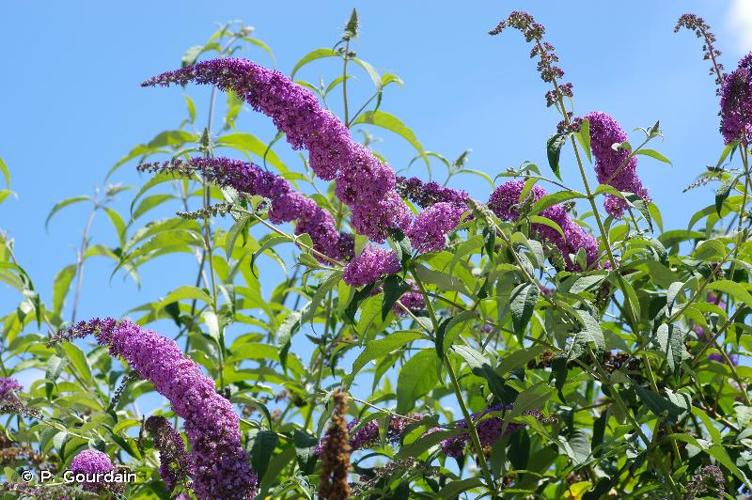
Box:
(488, 180, 598, 270)
(138, 157, 354, 262)
(145, 416, 193, 492)
(585, 111, 650, 218)
(720, 54, 752, 145)
(59, 318, 257, 500)
(142, 58, 413, 243)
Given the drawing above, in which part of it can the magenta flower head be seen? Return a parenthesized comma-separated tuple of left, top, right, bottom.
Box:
(61, 318, 257, 500)
(585, 111, 650, 218)
(720, 54, 752, 144)
(142, 58, 413, 242)
(407, 202, 465, 253)
(343, 246, 400, 287)
(71, 449, 113, 490)
(0, 377, 22, 402)
(348, 419, 380, 451)
(488, 180, 598, 270)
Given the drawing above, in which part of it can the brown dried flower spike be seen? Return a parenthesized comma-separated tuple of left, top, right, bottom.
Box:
(319, 390, 352, 500)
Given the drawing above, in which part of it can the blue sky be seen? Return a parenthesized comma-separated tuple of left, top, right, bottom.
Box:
(0, 0, 747, 333)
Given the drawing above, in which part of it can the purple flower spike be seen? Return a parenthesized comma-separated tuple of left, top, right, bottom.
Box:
(407, 202, 465, 253)
(62, 319, 257, 500)
(343, 246, 401, 287)
(142, 58, 413, 242)
(0, 377, 22, 402)
(585, 111, 650, 218)
(348, 420, 380, 451)
(720, 55, 752, 144)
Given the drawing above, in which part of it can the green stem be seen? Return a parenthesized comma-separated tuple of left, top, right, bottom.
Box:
(410, 269, 499, 495)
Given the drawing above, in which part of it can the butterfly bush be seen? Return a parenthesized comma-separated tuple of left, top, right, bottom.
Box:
(6, 8, 752, 500)
(60, 318, 257, 500)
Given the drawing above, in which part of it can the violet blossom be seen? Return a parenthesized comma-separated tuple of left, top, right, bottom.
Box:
(343, 246, 401, 287)
(61, 318, 257, 500)
(488, 180, 598, 270)
(407, 202, 465, 253)
(720, 54, 752, 144)
(70, 449, 113, 491)
(396, 176, 469, 208)
(585, 111, 650, 218)
(146, 416, 193, 492)
(0, 377, 21, 402)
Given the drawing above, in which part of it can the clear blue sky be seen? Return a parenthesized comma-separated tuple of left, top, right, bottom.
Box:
(0, 1, 743, 327)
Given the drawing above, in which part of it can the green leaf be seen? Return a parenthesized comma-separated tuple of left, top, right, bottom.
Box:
(349, 331, 422, 380)
(451, 345, 490, 370)
(59, 343, 94, 388)
(558, 430, 591, 466)
(52, 264, 76, 315)
(250, 430, 279, 479)
(510, 283, 539, 338)
(382, 275, 410, 320)
(715, 173, 741, 216)
(529, 190, 586, 216)
(575, 118, 592, 162)
(498, 344, 547, 375)
(396, 349, 440, 414)
(0, 156, 10, 187)
(707, 280, 752, 308)
(546, 133, 567, 180)
(131, 193, 174, 220)
(396, 429, 460, 459)
(45, 196, 91, 230)
(290, 48, 338, 78)
(634, 386, 687, 421)
(215, 133, 287, 172)
(351, 110, 425, 155)
(653, 324, 686, 373)
(439, 478, 484, 498)
(507, 382, 554, 419)
(635, 148, 672, 165)
(184, 95, 196, 123)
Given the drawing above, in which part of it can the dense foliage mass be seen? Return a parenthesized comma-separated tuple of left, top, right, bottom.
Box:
(2, 9, 752, 499)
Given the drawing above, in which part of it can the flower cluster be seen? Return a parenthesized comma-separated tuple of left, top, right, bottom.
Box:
(407, 202, 465, 253)
(71, 449, 113, 491)
(674, 14, 725, 87)
(348, 419, 380, 451)
(440, 404, 554, 459)
(395, 176, 469, 208)
(585, 111, 650, 217)
(685, 464, 725, 499)
(316, 414, 420, 456)
(318, 390, 351, 500)
(143, 58, 412, 243)
(146, 416, 193, 492)
(720, 54, 752, 145)
(488, 180, 598, 270)
(59, 318, 257, 500)
(0, 377, 21, 402)
(343, 246, 401, 287)
(489, 11, 573, 107)
(138, 157, 353, 262)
